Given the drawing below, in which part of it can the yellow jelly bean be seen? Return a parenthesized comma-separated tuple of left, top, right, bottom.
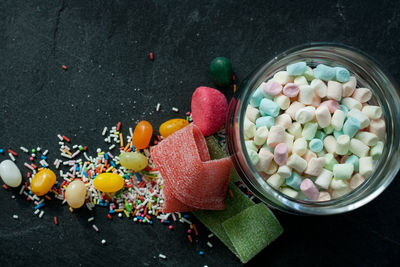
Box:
(65, 180, 87, 208)
(159, 118, 189, 138)
(30, 169, 57, 196)
(119, 152, 148, 171)
(93, 173, 124, 192)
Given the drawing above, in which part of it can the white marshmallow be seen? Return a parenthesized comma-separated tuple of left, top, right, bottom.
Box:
(244, 117, 256, 139)
(288, 122, 302, 139)
(304, 157, 325, 176)
(352, 88, 372, 103)
(355, 131, 378, 146)
(293, 137, 308, 156)
(285, 101, 305, 120)
(245, 105, 260, 123)
(254, 126, 269, 146)
(280, 187, 298, 198)
(294, 76, 308, 86)
(255, 148, 273, 173)
(318, 191, 331, 201)
(286, 153, 308, 173)
(369, 119, 386, 140)
(315, 168, 333, 189)
(315, 105, 331, 128)
(265, 161, 278, 175)
(303, 150, 317, 163)
(347, 109, 370, 129)
(332, 187, 352, 199)
(349, 173, 365, 189)
(362, 105, 382, 120)
(331, 110, 345, 131)
(330, 178, 349, 190)
(359, 157, 374, 177)
(327, 81, 342, 101)
(310, 79, 327, 98)
(267, 125, 285, 148)
(266, 173, 284, 189)
(295, 106, 315, 124)
(349, 139, 370, 157)
(275, 114, 292, 129)
(342, 76, 357, 97)
(274, 95, 290, 110)
(299, 85, 314, 105)
(284, 133, 294, 153)
(341, 97, 362, 110)
(273, 71, 294, 85)
(323, 135, 337, 154)
(277, 165, 292, 179)
(335, 135, 350, 155)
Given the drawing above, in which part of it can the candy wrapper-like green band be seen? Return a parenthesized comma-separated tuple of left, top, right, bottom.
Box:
(193, 137, 283, 263)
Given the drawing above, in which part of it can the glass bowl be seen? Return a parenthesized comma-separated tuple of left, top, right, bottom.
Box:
(226, 43, 400, 215)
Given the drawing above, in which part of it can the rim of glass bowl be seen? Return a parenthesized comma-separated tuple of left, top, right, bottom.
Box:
(227, 42, 400, 215)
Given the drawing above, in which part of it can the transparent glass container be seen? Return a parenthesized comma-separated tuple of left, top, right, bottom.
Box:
(226, 43, 400, 215)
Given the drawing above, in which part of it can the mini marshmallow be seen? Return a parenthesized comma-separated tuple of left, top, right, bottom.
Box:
(303, 66, 315, 81)
(330, 178, 349, 190)
(265, 161, 278, 175)
(260, 98, 280, 117)
(280, 187, 298, 198)
(342, 76, 357, 97)
(314, 64, 335, 81)
(370, 141, 384, 160)
(347, 109, 370, 129)
(315, 168, 333, 189)
(299, 85, 315, 104)
(288, 122, 302, 139)
(263, 80, 282, 96)
(311, 79, 327, 98)
(255, 148, 274, 173)
(274, 95, 290, 110)
(333, 163, 354, 179)
(295, 106, 315, 124)
(335, 67, 350, 83)
(287, 62, 307, 76)
(345, 155, 359, 172)
(335, 134, 350, 155)
(256, 116, 275, 129)
(273, 71, 294, 85)
(293, 137, 308, 156)
(287, 153, 308, 173)
(283, 132, 295, 153)
(352, 88, 372, 103)
(323, 135, 337, 154)
(311, 93, 321, 107)
(254, 126, 269, 146)
(359, 156, 374, 177)
(323, 125, 335, 135)
(350, 173, 365, 189)
(274, 143, 288, 166)
(332, 187, 352, 199)
(309, 138, 323, 153)
(246, 105, 260, 123)
(266, 173, 284, 189)
(333, 130, 344, 139)
(349, 138, 370, 158)
(320, 99, 340, 113)
(342, 117, 361, 138)
(304, 157, 325, 176)
(339, 105, 349, 116)
(247, 150, 259, 165)
(341, 97, 362, 110)
(286, 172, 302, 190)
(362, 105, 382, 120)
(327, 81, 342, 101)
(275, 113, 292, 129)
(369, 119, 386, 140)
(300, 179, 319, 200)
(315, 105, 331, 128)
(303, 150, 317, 163)
(249, 88, 264, 107)
(302, 122, 318, 140)
(318, 191, 331, 201)
(285, 101, 305, 120)
(355, 131, 378, 146)
(331, 110, 345, 131)
(315, 130, 327, 141)
(294, 76, 308, 86)
(283, 83, 300, 98)
(277, 165, 292, 179)
(245, 140, 258, 152)
(267, 125, 285, 148)
(244, 118, 256, 139)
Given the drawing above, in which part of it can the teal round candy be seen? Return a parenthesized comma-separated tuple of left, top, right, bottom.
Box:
(309, 138, 323, 153)
(209, 57, 233, 87)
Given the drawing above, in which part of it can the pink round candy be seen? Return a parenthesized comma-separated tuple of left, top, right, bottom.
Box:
(320, 100, 340, 113)
(263, 80, 282, 96)
(274, 143, 288, 166)
(283, 83, 300, 97)
(300, 179, 320, 200)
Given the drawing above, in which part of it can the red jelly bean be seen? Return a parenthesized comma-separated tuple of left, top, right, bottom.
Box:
(132, 121, 153, 150)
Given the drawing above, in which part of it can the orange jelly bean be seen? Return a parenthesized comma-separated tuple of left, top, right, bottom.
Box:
(30, 169, 57, 196)
(132, 120, 153, 149)
(159, 119, 189, 138)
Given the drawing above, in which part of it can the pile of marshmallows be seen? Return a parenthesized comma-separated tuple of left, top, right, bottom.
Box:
(244, 62, 385, 201)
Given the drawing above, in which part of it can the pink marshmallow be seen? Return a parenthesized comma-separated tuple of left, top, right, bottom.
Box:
(320, 100, 340, 113)
(283, 83, 300, 98)
(300, 179, 320, 200)
(263, 80, 282, 96)
(274, 143, 288, 166)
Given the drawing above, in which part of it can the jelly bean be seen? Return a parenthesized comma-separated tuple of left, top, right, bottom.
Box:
(209, 57, 233, 87)
(0, 159, 22, 187)
(30, 169, 57, 196)
(132, 120, 153, 149)
(65, 180, 87, 208)
(93, 173, 124, 192)
(159, 119, 189, 138)
(119, 151, 148, 172)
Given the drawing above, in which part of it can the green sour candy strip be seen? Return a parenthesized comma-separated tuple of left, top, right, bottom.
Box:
(193, 136, 283, 263)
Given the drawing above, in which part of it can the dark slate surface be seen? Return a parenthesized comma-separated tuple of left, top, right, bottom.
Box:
(1, 0, 400, 266)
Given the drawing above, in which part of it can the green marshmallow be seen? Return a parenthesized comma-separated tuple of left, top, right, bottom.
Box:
(333, 163, 354, 179)
(248, 150, 259, 165)
(303, 66, 315, 81)
(324, 153, 338, 171)
(345, 155, 359, 172)
(371, 141, 384, 160)
(210, 57, 233, 87)
(315, 130, 327, 140)
(302, 122, 318, 140)
(323, 125, 335, 134)
(245, 140, 258, 152)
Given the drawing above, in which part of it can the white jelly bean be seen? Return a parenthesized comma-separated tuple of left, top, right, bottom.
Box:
(0, 160, 22, 187)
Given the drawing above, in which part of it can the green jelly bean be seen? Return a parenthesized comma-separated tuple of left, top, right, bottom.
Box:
(210, 57, 233, 87)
